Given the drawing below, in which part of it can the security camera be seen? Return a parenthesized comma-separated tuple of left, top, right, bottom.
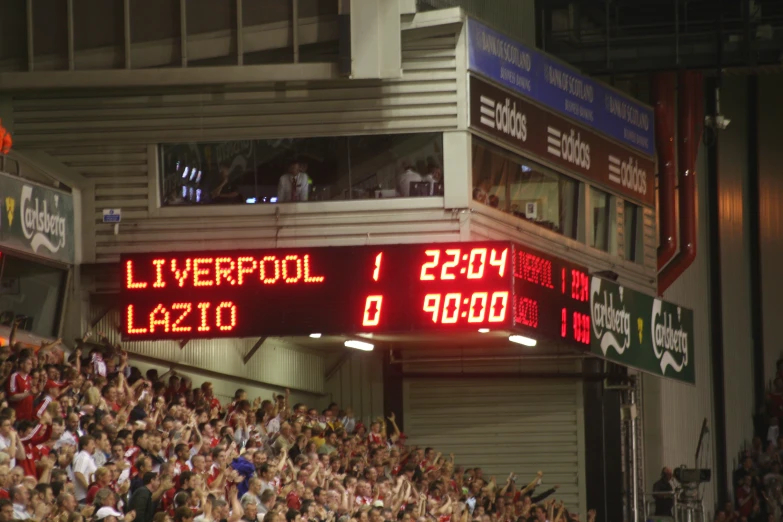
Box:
(705, 114, 731, 130)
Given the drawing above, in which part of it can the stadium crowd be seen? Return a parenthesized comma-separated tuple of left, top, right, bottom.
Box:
(0, 326, 597, 522)
(722, 359, 783, 522)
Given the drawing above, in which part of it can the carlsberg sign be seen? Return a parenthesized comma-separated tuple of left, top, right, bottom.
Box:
(0, 171, 74, 264)
(590, 277, 695, 384)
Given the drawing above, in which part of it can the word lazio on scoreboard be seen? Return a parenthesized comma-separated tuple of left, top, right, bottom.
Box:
(121, 242, 591, 343)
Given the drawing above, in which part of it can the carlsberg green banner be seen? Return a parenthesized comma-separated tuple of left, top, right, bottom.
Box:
(0, 172, 74, 264)
(590, 277, 695, 384)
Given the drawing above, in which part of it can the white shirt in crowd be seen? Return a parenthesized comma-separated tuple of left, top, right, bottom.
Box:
(12, 502, 30, 520)
(277, 172, 310, 202)
(72, 449, 98, 501)
(397, 168, 422, 197)
(0, 434, 15, 468)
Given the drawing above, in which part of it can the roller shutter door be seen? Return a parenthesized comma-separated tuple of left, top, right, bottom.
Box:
(404, 375, 586, 514)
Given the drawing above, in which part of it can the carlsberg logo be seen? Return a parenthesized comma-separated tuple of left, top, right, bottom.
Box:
(590, 278, 631, 356)
(651, 300, 689, 374)
(20, 185, 67, 254)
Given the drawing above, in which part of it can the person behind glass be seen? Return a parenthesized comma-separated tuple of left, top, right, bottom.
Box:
(421, 163, 442, 196)
(277, 159, 310, 203)
(210, 163, 241, 203)
(396, 161, 422, 197)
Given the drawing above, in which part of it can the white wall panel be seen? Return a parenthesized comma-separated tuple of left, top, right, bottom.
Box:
(644, 143, 716, 513)
(322, 351, 384, 426)
(403, 357, 585, 515)
(90, 308, 325, 395)
(758, 74, 783, 386)
(716, 77, 755, 476)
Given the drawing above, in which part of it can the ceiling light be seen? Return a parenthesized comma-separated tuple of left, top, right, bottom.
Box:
(509, 335, 537, 347)
(345, 339, 374, 351)
(309, 333, 322, 339)
(478, 328, 490, 333)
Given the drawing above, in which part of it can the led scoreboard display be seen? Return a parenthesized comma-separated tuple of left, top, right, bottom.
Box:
(121, 242, 591, 344)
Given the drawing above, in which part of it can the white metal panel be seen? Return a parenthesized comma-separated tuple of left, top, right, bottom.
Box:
(10, 27, 458, 147)
(716, 77, 755, 477)
(758, 74, 783, 386)
(91, 307, 324, 394)
(404, 365, 585, 513)
(323, 351, 385, 426)
(644, 142, 716, 513)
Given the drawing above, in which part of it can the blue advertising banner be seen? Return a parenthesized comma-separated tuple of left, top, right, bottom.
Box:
(467, 19, 655, 157)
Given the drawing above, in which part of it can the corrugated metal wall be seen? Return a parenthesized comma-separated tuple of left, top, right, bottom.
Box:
(91, 307, 325, 395)
(758, 74, 783, 386)
(716, 77, 755, 475)
(322, 351, 385, 426)
(403, 355, 586, 515)
(9, 24, 462, 263)
(643, 143, 716, 513)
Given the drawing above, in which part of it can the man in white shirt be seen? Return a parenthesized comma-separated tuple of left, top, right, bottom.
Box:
(397, 164, 422, 197)
(277, 159, 310, 202)
(10, 485, 31, 520)
(55, 413, 81, 450)
(0, 416, 20, 469)
(72, 435, 98, 503)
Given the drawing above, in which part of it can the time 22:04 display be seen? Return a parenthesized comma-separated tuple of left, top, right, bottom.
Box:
(414, 247, 510, 325)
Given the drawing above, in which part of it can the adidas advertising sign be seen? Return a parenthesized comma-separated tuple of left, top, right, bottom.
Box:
(469, 75, 655, 207)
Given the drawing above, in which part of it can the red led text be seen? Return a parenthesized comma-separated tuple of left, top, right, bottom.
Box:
(125, 254, 325, 290)
(126, 301, 238, 335)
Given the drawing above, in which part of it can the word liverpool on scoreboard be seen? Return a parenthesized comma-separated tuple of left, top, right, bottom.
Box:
(121, 242, 591, 343)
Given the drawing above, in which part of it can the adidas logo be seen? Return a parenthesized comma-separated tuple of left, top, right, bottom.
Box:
(479, 95, 527, 142)
(547, 126, 591, 170)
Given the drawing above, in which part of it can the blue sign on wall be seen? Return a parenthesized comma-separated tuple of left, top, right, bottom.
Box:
(467, 19, 655, 156)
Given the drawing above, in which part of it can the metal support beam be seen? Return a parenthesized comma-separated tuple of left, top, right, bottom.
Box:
(89, 306, 114, 330)
(26, 0, 34, 71)
(124, 0, 132, 69)
(67, 0, 75, 70)
(236, 0, 244, 65)
(127, 350, 321, 396)
(179, 339, 190, 350)
(292, 0, 300, 63)
(180, 0, 188, 67)
(325, 351, 352, 380)
(243, 337, 267, 364)
(0, 63, 339, 90)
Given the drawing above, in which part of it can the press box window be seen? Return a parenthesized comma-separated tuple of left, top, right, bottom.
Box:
(624, 201, 643, 263)
(471, 137, 579, 240)
(158, 133, 443, 206)
(589, 187, 614, 252)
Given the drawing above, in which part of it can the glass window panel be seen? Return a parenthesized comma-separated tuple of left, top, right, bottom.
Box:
(159, 133, 443, 206)
(590, 187, 611, 252)
(0, 254, 66, 338)
(472, 138, 580, 240)
(624, 200, 642, 263)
